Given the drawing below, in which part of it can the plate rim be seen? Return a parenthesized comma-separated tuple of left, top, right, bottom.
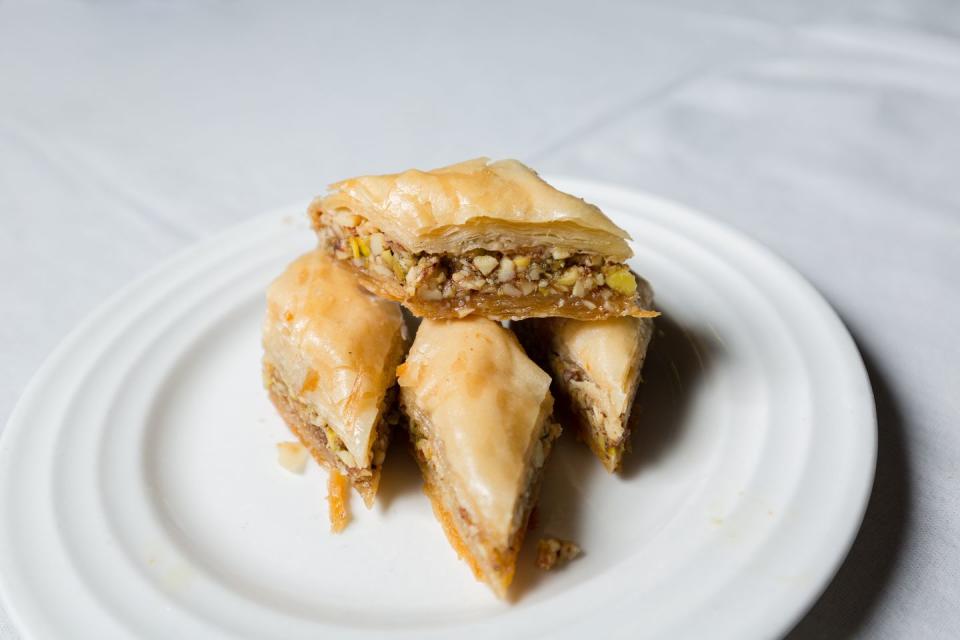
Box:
(0, 179, 877, 640)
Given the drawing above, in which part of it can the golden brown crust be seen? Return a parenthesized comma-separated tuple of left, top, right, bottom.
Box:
(421, 479, 485, 583)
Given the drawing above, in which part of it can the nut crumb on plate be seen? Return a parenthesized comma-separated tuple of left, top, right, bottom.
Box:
(536, 538, 582, 570)
(276, 441, 308, 474)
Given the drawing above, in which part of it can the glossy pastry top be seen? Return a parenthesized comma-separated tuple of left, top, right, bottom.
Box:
(314, 158, 633, 259)
(397, 318, 553, 545)
(263, 250, 406, 467)
(555, 318, 651, 410)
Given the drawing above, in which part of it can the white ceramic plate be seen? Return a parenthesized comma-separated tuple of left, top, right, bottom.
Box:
(0, 181, 875, 640)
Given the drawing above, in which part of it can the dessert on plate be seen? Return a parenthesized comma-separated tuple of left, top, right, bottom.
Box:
(262, 250, 407, 510)
(397, 317, 561, 597)
(514, 277, 656, 472)
(309, 157, 658, 321)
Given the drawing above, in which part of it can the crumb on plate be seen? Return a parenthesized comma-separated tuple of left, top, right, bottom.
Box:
(327, 470, 350, 533)
(276, 441, 308, 474)
(536, 537, 581, 570)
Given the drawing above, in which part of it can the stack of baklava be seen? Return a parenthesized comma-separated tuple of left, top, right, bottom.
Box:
(262, 158, 658, 598)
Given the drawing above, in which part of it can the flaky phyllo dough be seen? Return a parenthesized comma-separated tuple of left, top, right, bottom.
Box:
(515, 277, 655, 472)
(397, 318, 561, 598)
(309, 158, 659, 321)
(262, 250, 407, 508)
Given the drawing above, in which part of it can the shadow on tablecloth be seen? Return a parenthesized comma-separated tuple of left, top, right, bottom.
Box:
(786, 337, 910, 639)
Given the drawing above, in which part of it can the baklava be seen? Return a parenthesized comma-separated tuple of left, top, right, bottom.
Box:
(397, 318, 561, 597)
(514, 278, 655, 472)
(310, 158, 658, 321)
(262, 250, 407, 508)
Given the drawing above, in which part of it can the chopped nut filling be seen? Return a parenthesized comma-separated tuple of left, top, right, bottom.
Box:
(315, 211, 639, 312)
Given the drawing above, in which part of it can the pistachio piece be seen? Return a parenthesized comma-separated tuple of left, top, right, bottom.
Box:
(557, 267, 579, 287)
(323, 426, 341, 449)
(381, 250, 406, 281)
(348, 237, 361, 259)
(551, 248, 572, 260)
(513, 255, 531, 270)
(606, 269, 637, 295)
(356, 236, 371, 257)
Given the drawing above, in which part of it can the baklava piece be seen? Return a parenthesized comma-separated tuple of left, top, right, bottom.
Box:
(310, 158, 658, 321)
(397, 318, 561, 597)
(262, 250, 407, 509)
(514, 278, 655, 472)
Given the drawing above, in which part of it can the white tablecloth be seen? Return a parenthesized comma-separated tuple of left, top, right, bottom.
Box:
(2, 1, 958, 637)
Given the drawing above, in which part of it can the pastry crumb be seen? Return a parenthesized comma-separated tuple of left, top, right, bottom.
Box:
(276, 441, 308, 473)
(327, 470, 350, 533)
(536, 538, 581, 570)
